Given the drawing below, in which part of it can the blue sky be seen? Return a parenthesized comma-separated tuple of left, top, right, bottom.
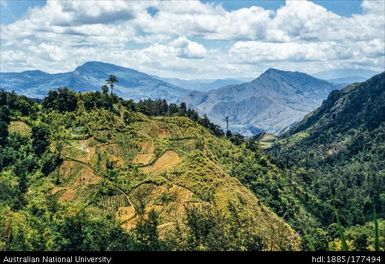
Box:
(0, 0, 384, 78)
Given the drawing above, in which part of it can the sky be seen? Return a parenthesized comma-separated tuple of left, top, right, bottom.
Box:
(0, 0, 384, 79)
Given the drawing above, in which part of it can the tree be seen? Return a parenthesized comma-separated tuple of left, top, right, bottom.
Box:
(179, 102, 187, 115)
(101, 85, 109, 94)
(42, 88, 78, 112)
(31, 126, 49, 156)
(106, 74, 118, 95)
(133, 210, 161, 251)
(0, 106, 10, 123)
(353, 232, 369, 251)
(0, 121, 8, 146)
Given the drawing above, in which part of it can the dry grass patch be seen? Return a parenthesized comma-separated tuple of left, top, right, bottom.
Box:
(133, 141, 155, 165)
(141, 150, 181, 175)
(8, 121, 31, 137)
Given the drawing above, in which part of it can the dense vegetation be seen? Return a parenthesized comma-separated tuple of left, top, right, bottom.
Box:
(0, 84, 299, 251)
(267, 73, 385, 250)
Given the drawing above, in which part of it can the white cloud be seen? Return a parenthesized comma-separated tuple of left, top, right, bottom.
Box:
(0, 0, 383, 78)
(170, 36, 207, 58)
(361, 0, 385, 15)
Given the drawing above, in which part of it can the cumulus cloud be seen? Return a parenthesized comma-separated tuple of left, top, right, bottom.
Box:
(0, 0, 384, 78)
(170, 36, 207, 58)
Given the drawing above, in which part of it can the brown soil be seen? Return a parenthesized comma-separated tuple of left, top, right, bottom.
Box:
(116, 206, 136, 222)
(74, 167, 101, 186)
(59, 188, 76, 202)
(159, 128, 171, 138)
(133, 141, 155, 165)
(74, 139, 96, 163)
(110, 154, 125, 167)
(141, 150, 181, 174)
(51, 186, 64, 195)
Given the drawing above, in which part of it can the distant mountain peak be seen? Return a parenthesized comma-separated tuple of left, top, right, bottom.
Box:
(0, 61, 188, 101)
(263, 68, 286, 74)
(254, 68, 326, 85)
(74, 61, 141, 75)
(21, 69, 48, 74)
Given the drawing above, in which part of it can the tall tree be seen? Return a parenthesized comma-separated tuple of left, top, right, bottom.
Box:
(101, 85, 109, 94)
(106, 74, 118, 96)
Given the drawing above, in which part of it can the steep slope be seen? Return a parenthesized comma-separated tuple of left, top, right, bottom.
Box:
(269, 72, 385, 233)
(0, 61, 189, 102)
(0, 90, 300, 250)
(185, 68, 340, 135)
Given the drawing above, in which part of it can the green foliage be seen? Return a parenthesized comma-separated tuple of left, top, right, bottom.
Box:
(56, 210, 134, 251)
(42, 87, 78, 113)
(133, 210, 162, 251)
(182, 204, 264, 251)
(41, 151, 62, 176)
(0, 121, 8, 145)
(31, 126, 50, 156)
(268, 73, 385, 250)
(336, 212, 348, 251)
(374, 212, 380, 251)
(0, 85, 326, 251)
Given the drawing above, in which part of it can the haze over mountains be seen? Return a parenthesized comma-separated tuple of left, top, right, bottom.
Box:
(0, 62, 190, 102)
(314, 69, 379, 84)
(1, 61, 372, 135)
(184, 69, 342, 135)
(156, 77, 250, 91)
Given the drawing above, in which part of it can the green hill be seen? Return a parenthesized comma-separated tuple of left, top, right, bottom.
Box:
(268, 72, 385, 250)
(0, 89, 300, 251)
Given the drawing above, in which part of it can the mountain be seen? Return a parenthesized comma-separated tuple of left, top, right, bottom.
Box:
(184, 68, 341, 135)
(0, 89, 301, 251)
(314, 68, 379, 84)
(0, 63, 343, 136)
(0, 61, 190, 102)
(156, 77, 249, 91)
(268, 72, 385, 248)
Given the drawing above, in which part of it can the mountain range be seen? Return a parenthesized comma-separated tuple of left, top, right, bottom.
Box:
(314, 68, 379, 84)
(184, 68, 342, 135)
(0, 62, 190, 102)
(155, 76, 249, 91)
(0, 61, 356, 135)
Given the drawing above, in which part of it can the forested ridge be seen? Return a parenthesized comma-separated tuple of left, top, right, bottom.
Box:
(268, 72, 385, 250)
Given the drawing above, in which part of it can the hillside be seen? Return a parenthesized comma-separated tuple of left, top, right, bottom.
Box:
(0, 61, 189, 103)
(0, 89, 301, 251)
(267, 72, 385, 250)
(184, 68, 341, 135)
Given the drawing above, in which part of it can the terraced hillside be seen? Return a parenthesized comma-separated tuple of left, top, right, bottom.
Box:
(0, 89, 300, 251)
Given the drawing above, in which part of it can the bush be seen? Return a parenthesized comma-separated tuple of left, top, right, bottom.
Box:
(41, 152, 62, 176)
(42, 88, 78, 113)
(31, 126, 49, 156)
